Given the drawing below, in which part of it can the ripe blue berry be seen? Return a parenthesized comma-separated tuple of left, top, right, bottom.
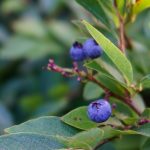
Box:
(70, 41, 86, 61)
(83, 38, 102, 59)
(87, 99, 112, 123)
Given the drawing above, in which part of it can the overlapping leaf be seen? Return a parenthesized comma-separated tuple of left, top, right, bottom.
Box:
(82, 20, 133, 85)
(5, 116, 79, 137)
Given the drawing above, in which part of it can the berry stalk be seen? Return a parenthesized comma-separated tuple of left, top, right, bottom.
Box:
(47, 59, 141, 115)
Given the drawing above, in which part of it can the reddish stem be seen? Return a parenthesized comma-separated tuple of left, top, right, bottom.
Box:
(47, 60, 141, 115)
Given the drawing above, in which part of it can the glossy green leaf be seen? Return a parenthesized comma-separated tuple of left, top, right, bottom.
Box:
(0, 133, 65, 150)
(85, 58, 124, 83)
(66, 126, 141, 150)
(96, 74, 127, 96)
(62, 107, 97, 130)
(5, 116, 79, 137)
(75, 0, 110, 28)
(85, 59, 135, 95)
(66, 128, 104, 150)
(110, 98, 138, 118)
(82, 20, 133, 84)
(62, 106, 124, 131)
(83, 81, 103, 100)
(133, 0, 150, 15)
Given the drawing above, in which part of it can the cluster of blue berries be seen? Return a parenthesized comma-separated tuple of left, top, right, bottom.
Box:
(70, 38, 111, 123)
(70, 38, 103, 61)
(87, 99, 112, 123)
(48, 38, 111, 123)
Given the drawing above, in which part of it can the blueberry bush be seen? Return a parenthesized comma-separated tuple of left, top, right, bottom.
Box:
(0, 0, 150, 150)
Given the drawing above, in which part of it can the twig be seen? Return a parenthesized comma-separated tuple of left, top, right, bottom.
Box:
(85, 74, 141, 115)
(47, 60, 141, 115)
(124, 97, 141, 115)
(114, 0, 125, 53)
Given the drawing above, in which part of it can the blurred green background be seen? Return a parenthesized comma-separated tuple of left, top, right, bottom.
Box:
(0, 0, 90, 134)
(0, 0, 150, 135)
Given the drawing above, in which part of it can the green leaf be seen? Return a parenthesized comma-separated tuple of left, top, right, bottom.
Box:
(113, 134, 145, 150)
(85, 58, 125, 83)
(82, 20, 133, 84)
(62, 106, 124, 131)
(140, 74, 150, 89)
(99, 142, 116, 150)
(96, 73, 127, 96)
(102, 126, 137, 140)
(75, 0, 110, 28)
(132, 94, 145, 113)
(62, 106, 97, 130)
(110, 98, 138, 118)
(85, 59, 135, 95)
(99, 117, 124, 128)
(134, 123, 150, 137)
(5, 116, 79, 137)
(83, 81, 103, 100)
(66, 128, 104, 150)
(0, 133, 65, 150)
(133, 0, 150, 15)
(123, 117, 138, 125)
(142, 108, 150, 119)
(101, 125, 150, 148)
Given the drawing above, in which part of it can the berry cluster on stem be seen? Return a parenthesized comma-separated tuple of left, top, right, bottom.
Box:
(47, 38, 142, 123)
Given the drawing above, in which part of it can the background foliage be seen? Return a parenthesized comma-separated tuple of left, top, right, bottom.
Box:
(0, 0, 87, 129)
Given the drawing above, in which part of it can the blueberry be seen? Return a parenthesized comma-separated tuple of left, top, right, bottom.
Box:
(83, 38, 102, 59)
(87, 99, 112, 123)
(70, 41, 86, 61)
